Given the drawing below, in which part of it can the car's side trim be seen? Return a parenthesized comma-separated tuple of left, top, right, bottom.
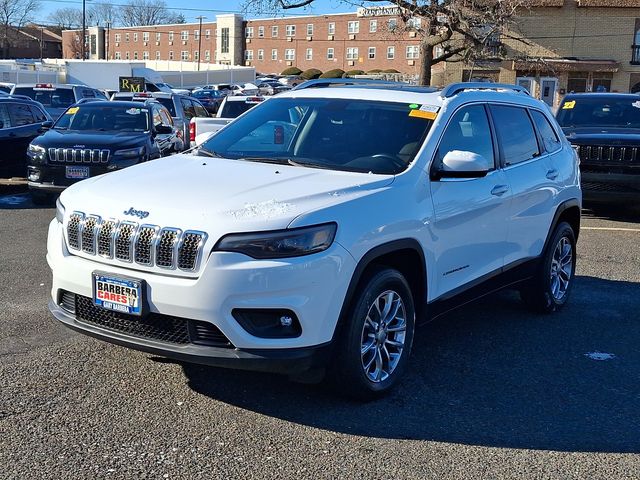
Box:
(543, 198, 581, 248)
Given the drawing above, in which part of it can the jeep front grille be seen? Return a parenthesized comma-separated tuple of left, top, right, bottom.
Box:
(66, 212, 206, 272)
(577, 145, 639, 167)
(48, 148, 110, 164)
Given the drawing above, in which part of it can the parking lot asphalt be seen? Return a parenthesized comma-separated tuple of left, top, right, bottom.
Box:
(1, 191, 639, 479)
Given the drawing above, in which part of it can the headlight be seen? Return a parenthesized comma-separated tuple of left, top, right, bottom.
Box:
(114, 146, 145, 158)
(214, 223, 337, 259)
(55, 197, 65, 223)
(28, 144, 46, 155)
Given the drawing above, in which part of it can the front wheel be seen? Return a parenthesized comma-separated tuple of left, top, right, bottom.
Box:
(329, 267, 415, 400)
(521, 221, 576, 313)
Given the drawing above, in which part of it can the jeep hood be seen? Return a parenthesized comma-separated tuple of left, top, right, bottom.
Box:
(60, 154, 394, 234)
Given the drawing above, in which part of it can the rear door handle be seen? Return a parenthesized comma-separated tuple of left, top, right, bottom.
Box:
(546, 169, 559, 180)
(491, 185, 509, 196)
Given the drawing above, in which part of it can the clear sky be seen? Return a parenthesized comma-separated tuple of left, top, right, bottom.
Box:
(38, 0, 377, 25)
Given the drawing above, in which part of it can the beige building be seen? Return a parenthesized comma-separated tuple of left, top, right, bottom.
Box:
(439, 0, 640, 106)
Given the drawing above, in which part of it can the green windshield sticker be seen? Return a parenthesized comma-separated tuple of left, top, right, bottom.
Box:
(409, 103, 419, 109)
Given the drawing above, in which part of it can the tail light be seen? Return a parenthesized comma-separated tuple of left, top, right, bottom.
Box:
(189, 121, 196, 142)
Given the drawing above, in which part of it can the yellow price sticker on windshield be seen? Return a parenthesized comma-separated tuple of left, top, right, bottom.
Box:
(66, 107, 79, 114)
(562, 101, 576, 110)
(409, 104, 439, 120)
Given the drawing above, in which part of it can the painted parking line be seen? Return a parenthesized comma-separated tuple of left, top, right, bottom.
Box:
(582, 226, 640, 232)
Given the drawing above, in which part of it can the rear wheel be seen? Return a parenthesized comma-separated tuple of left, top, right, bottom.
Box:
(521, 221, 576, 313)
(329, 267, 415, 400)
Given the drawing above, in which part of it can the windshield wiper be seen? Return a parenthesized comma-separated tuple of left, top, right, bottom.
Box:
(237, 156, 290, 165)
(197, 148, 224, 158)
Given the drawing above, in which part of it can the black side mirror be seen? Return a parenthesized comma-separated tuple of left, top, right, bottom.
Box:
(155, 124, 173, 135)
(40, 120, 53, 131)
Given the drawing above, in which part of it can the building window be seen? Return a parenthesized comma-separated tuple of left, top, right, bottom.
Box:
(133, 33, 138, 42)
(133, 51, 138, 59)
(245, 50, 253, 60)
(368, 47, 375, 59)
(327, 47, 334, 59)
(205, 50, 210, 61)
(406, 45, 419, 59)
(272, 25, 278, 37)
(181, 51, 189, 60)
(258, 26, 264, 38)
(194, 30, 199, 40)
(307, 24, 313, 36)
(114, 51, 121, 59)
(407, 18, 421, 29)
(328, 22, 335, 35)
(221, 27, 229, 53)
(143, 51, 149, 59)
(245, 26, 253, 38)
(143, 32, 149, 42)
(387, 46, 395, 59)
(286, 25, 295, 37)
(114, 33, 121, 42)
(348, 21, 359, 34)
(155, 51, 160, 59)
(194, 51, 199, 60)
(125, 33, 130, 42)
(387, 18, 397, 31)
(369, 20, 377, 33)
(306, 48, 312, 60)
(169, 51, 174, 60)
(181, 31, 188, 41)
(346, 47, 358, 60)
(257, 49, 264, 60)
(156, 32, 161, 42)
(168, 31, 174, 41)
(271, 49, 277, 60)
(125, 51, 130, 59)
(285, 48, 295, 60)
(205, 29, 210, 39)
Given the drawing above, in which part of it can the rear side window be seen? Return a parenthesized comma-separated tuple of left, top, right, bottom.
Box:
(156, 98, 176, 116)
(490, 105, 540, 166)
(436, 104, 495, 168)
(0, 105, 12, 128)
(30, 105, 48, 122)
(180, 98, 196, 119)
(531, 110, 561, 153)
(192, 101, 208, 117)
(13, 87, 75, 108)
(8, 103, 35, 126)
(81, 89, 96, 98)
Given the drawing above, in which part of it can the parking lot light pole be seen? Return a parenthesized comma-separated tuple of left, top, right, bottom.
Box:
(196, 16, 205, 71)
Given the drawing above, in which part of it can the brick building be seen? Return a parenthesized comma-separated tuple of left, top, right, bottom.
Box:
(1, 24, 62, 59)
(61, 1, 640, 106)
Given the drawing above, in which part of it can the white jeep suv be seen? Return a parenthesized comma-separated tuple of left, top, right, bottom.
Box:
(47, 82, 581, 399)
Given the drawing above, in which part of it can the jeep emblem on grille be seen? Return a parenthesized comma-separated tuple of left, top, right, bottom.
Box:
(123, 207, 150, 219)
(73, 145, 86, 148)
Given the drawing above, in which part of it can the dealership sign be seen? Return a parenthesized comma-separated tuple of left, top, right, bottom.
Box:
(357, 6, 402, 17)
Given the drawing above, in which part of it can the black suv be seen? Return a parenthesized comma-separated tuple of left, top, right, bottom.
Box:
(557, 93, 640, 201)
(27, 100, 182, 203)
(0, 96, 52, 179)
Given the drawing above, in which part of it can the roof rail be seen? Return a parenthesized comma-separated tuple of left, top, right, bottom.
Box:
(5, 94, 33, 101)
(292, 78, 405, 91)
(440, 82, 530, 98)
(74, 98, 107, 104)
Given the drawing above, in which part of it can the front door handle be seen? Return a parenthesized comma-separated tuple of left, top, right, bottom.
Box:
(546, 169, 559, 180)
(491, 185, 509, 196)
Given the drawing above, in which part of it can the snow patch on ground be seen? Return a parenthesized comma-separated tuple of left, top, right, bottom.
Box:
(584, 351, 616, 361)
(228, 200, 294, 219)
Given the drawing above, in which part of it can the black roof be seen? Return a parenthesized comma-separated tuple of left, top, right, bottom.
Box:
(562, 92, 640, 100)
(0, 94, 42, 103)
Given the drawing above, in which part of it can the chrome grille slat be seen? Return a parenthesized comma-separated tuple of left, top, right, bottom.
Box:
(577, 145, 639, 166)
(48, 148, 110, 164)
(65, 214, 206, 272)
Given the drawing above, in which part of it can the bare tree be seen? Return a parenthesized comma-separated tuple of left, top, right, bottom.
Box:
(0, 0, 39, 58)
(47, 7, 82, 29)
(243, 0, 532, 85)
(120, 0, 184, 27)
(88, 3, 120, 27)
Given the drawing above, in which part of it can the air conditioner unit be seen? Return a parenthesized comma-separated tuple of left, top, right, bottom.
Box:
(115, 42, 119, 47)
(349, 34, 356, 40)
(169, 41, 173, 45)
(247, 38, 251, 43)
(306, 36, 312, 41)
(408, 60, 415, 66)
(155, 42, 160, 46)
(327, 35, 334, 40)
(348, 60, 355, 66)
(287, 37, 293, 42)
(287, 60, 293, 66)
(409, 31, 417, 38)
(182, 40, 187, 45)
(245, 61, 251, 66)
(143, 42, 148, 46)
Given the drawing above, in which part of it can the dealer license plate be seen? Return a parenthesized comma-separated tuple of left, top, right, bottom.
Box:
(93, 273, 143, 316)
(66, 166, 90, 179)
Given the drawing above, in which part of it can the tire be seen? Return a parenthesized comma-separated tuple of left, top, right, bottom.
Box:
(30, 190, 56, 206)
(520, 221, 576, 313)
(328, 267, 416, 400)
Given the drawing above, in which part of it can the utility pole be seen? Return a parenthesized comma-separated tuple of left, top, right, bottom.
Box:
(105, 21, 111, 60)
(39, 26, 44, 61)
(81, 0, 86, 60)
(196, 16, 205, 71)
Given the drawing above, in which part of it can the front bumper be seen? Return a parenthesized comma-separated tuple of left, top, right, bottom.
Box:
(28, 164, 111, 192)
(47, 219, 356, 368)
(581, 171, 640, 200)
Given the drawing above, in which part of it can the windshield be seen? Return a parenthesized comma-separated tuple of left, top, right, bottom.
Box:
(115, 95, 176, 116)
(219, 100, 262, 118)
(557, 97, 640, 128)
(54, 104, 149, 132)
(14, 87, 75, 108)
(200, 97, 432, 174)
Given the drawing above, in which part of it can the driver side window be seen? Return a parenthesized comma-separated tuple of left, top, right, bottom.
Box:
(436, 105, 495, 169)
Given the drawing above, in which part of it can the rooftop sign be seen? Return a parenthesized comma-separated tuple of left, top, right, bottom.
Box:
(356, 6, 402, 17)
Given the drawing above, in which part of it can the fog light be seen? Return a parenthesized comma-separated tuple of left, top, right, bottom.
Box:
(28, 168, 40, 182)
(232, 309, 301, 338)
